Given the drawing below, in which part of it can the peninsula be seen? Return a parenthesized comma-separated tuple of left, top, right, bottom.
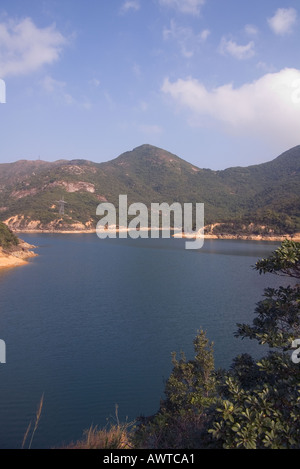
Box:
(0, 222, 37, 269)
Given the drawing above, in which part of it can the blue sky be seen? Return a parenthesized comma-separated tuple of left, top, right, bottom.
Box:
(0, 0, 299, 169)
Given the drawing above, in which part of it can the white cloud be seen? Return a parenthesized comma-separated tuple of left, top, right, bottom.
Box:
(200, 29, 210, 41)
(268, 8, 297, 36)
(256, 61, 276, 73)
(163, 20, 210, 58)
(41, 75, 92, 109)
(40, 75, 74, 105)
(244, 24, 258, 36)
(159, 0, 206, 16)
(219, 36, 255, 60)
(120, 0, 140, 14)
(89, 78, 101, 87)
(161, 68, 300, 149)
(0, 17, 67, 77)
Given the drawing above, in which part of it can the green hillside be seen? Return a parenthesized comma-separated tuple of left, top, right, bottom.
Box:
(0, 144, 299, 235)
(0, 221, 19, 250)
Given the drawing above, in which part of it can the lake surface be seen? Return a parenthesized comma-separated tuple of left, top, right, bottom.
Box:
(0, 234, 286, 448)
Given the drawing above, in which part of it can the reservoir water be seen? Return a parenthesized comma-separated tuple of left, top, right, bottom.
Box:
(0, 234, 285, 448)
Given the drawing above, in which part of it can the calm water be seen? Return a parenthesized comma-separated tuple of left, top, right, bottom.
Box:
(0, 234, 285, 448)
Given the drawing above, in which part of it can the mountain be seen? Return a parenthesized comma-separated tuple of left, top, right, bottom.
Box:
(0, 144, 299, 236)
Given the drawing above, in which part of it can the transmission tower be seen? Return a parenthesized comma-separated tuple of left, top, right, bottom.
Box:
(56, 196, 67, 215)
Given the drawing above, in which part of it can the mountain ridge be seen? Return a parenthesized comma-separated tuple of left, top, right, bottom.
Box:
(0, 144, 299, 237)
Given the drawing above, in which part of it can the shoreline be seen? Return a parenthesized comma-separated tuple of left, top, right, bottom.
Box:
(10, 228, 300, 242)
(182, 233, 300, 242)
(0, 241, 37, 270)
(1, 229, 298, 270)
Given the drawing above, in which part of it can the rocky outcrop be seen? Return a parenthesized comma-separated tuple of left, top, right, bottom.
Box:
(0, 239, 37, 269)
(4, 215, 96, 232)
(203, 223, 300, 242)
(46, 180, 96, 193)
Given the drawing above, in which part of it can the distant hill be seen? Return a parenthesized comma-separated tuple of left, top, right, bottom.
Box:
(0, 144, 299, 237)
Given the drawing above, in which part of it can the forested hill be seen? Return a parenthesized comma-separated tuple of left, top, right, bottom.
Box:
(0, 144, 299, 236)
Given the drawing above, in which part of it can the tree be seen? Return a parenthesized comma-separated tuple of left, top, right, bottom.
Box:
(133, 241, 300, 449)
(0, 222, 19, 250)
(254, 239, 300, 280)
(133, 330, 218, 449)
(209, 240, 300, 449)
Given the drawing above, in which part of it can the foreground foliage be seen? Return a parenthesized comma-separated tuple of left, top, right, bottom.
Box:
(133, 240, 300, 449)
(133, 331, 218, 449)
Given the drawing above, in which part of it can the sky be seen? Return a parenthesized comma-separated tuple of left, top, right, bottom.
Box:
(0, 0, 300, 169)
